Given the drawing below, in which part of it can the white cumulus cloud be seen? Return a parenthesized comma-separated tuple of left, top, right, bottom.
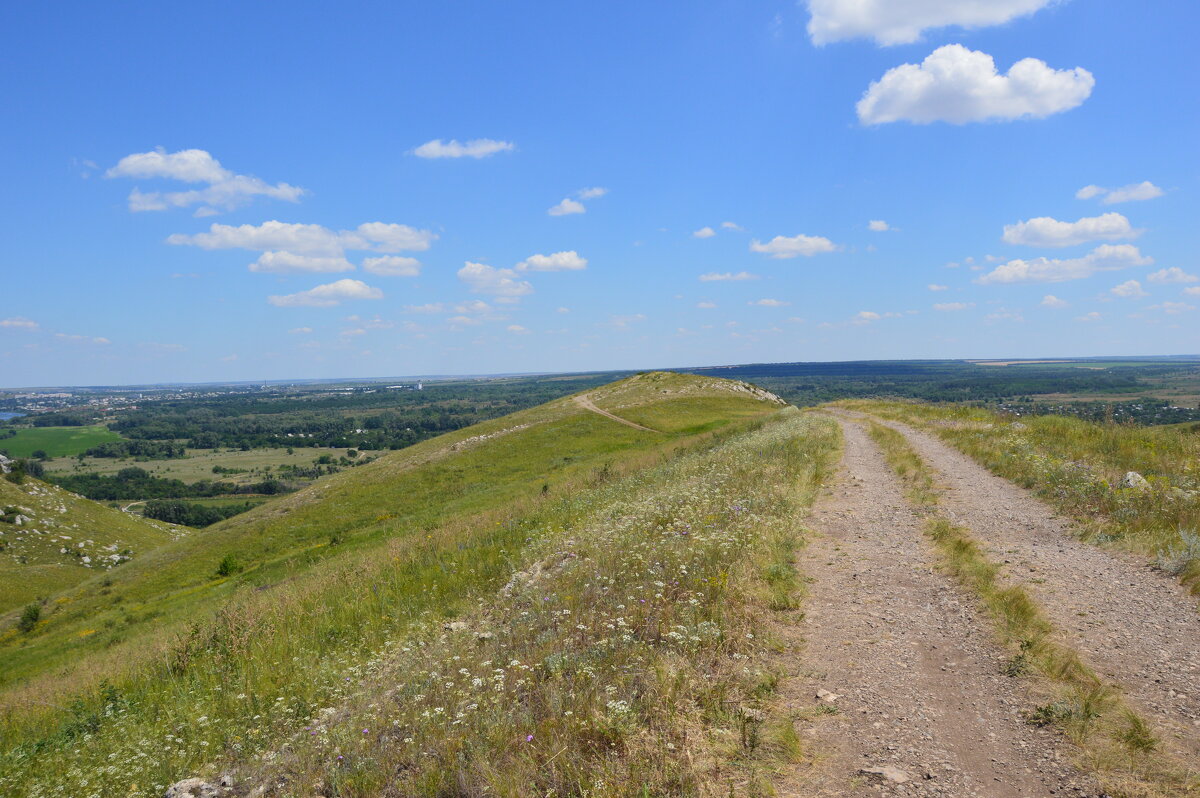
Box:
(977, 244, 1153, 285)
(750, 298, 791, 307)
(1184, 287, 1200, 297)
(1, 317, 39, 330)
(806, 0, 1054, 46)
(548, 198, 586, 216)
(1041, 295, 1069, 308)
(577, 187, 607, 199)
(1110, 280, 1147, 298)
(249, 252, 354, 274)
(363, 256, 421, 277)
(1002, 212, 1139, 248)
(1075, 311, 1102, 322)
(699, 271, 758, 282)
(516, 251, 587, 272)
(1147, 267, 1197, 284)
(697, 301, 717, 309)
(268, 279, 384, 308)
(927, 284, 949, 291)
(412, 138, 514, 159)
(693, 226, 716, 239)
(107, 148, 305, 214)
(750, 233, 837, 258)
(868, 220, 891, 232)
(168, 220, 436, 257)
(933, 302, 974, 311)
(721, 221, 744, 231)
(857, 45, 1093, 125)
(457, 262, 533, 299)
(1076, 181, 1164, 205)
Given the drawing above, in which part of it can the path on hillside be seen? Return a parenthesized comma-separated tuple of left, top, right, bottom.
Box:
(779, 418, 1096, 796)
(572, 394, 659, 432)
(868, 415, 1200, 763)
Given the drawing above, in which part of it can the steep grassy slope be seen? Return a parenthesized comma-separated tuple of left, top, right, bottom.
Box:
(0, 373, 808, 798)
(0, 477, 185, 614)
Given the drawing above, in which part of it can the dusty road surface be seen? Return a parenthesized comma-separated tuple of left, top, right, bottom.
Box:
(778, 418, 1099, 797)
(572, 394, 659, 432)
(874, 417, 1200, 762)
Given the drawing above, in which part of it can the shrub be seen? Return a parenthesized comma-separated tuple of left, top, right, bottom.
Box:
(17, 603, 41, 633)
(214, 554, 243, 578)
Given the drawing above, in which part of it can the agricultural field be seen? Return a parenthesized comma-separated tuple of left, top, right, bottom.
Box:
(0, 425, 123, 458)
(44, 446, 381, 485)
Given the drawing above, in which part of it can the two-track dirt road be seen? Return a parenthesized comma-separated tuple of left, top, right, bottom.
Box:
(778, 418, 1099, 796)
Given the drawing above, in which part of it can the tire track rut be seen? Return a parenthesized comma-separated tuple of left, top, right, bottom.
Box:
(780, 418, 1098, 796)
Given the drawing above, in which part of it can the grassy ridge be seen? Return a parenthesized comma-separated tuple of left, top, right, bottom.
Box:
(864, 418, 1196, 797)
(0, 374, 809, 797)
(841, 400, 1200, 594)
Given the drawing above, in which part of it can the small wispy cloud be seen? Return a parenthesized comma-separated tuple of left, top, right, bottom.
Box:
(412, 138, 514, 159)
(1076, 181, 1163, 205)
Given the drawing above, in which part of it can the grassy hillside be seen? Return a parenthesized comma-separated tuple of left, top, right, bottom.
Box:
(0, 477, 185, 614)
(0, 372, 821, 798)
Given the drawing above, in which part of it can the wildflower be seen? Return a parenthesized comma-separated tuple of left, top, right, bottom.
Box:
(526, 734, 534, 742)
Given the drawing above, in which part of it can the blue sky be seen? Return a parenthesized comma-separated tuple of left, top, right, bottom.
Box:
(1, 0, 1197, 386)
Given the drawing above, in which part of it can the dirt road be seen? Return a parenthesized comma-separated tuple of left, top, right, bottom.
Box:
(874, 417, 1200, 762)
(572, 394, 659, 432)
(780, 418, 1098, 796)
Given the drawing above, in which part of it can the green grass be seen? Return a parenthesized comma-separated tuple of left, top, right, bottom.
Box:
(0, 478, 184, 614)
(0, 373, 827, 798)
(0, 425, 123, 458)
(841, 400, 1200, 595)
(46, 446, 381, 484)
(864, 418, 1196, 797)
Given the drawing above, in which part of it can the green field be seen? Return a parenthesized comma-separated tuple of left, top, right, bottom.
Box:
(45, 446, 380, 484)
(0, 425, 123, 458)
